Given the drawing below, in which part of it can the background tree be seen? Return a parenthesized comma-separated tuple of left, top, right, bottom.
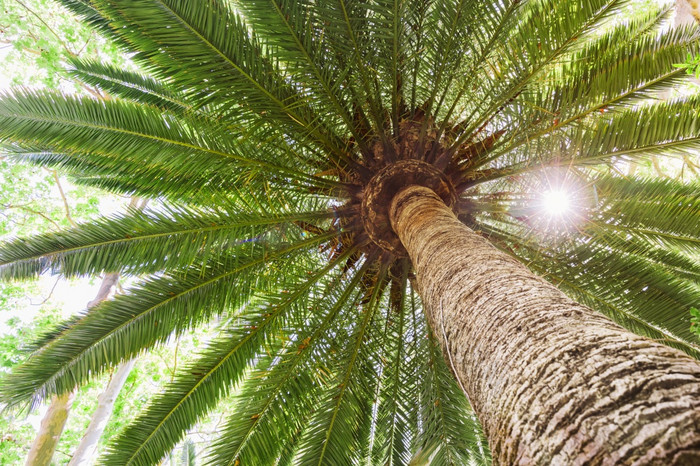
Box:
(1, 2, 219, 463)
(24, 274, 115, 466)
(0, 0, 698, 464)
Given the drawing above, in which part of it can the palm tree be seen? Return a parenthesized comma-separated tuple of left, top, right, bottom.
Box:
(1, 0, 700, 464)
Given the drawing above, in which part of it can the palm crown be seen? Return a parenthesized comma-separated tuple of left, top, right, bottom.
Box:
(1, 0, 699, 464)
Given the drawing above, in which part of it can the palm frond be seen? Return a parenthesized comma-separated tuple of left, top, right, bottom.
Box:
(296, 264, 388, 465)
(0, 232, 334, 409)
(369, 263, 413, 465)
(234, 0, 373, 151)
(103, 247, 362, 465)
(412, 292, 490, 465)
(478, 217, 700, 359)
(482, 24, 700, 170)
(0, 204, 331, 279)
(77, 0, 353, 164)
(0, 90, 335, 191)
(206, 257, 368, 465)
(451, 0, 624, 148)
(590, 175, 700, 252)
(1, 1, 699, 463)
(475, 94, 700, 185)
(69, 59, 195, 113)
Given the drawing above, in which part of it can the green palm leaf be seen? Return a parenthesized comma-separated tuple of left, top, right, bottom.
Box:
(100, 249, 357, 465)
(296, 264, 388, 465)
(69, 59, 195, 112)
(206, 258, 367, 465)
(369, 264, 412, 465)
(0, 204, 332, 279)
(0, 90, 333, 189)
(413, 300, 489, 465)
(0, 231, 335, 408)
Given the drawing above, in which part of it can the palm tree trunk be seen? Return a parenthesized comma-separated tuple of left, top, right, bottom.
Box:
(390, 185, 700, 464)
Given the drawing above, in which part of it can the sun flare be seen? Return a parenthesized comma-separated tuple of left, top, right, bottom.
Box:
(542, 189, 572, 216)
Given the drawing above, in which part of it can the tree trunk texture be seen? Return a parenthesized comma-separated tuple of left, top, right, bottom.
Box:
(25, 391, 75, 466)
(676, 0, 700, 26)
(86, 273, 120, 309)
(65, 203, 146, 464)
(25, 273, 120, 466)
(67, 358, 136, 466)
(390, 185, 700, 465)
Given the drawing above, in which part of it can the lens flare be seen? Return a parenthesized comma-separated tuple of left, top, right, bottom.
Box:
(541, 189, 571, 216)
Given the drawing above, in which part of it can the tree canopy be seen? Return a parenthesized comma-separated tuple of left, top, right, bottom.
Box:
(0, 0, 699, 464)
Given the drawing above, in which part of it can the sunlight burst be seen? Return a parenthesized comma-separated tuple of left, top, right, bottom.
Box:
(542, 189, 572, 216)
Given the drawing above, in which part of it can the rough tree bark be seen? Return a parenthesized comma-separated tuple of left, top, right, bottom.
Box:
(24, 273, 120, 466)
(390, 185, 700, 465)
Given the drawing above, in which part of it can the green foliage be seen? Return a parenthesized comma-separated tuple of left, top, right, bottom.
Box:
(0, 306, 62, 462)
(57, 327, 213, 462)
(691, 308, 700, 339)
(0, 0, 208, 463)
(673, 52, 700, 78)
(0, 0, 698, 464)
(0, 161, 101, 237)
(0, 0, 125, 89)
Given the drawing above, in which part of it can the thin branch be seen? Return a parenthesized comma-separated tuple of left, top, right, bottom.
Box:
(171, 340, 179, 383)
(47, 169, 77, 227)
(156, 352, 174, 379)
(683, 155, 699, 177)
(55, 73, 104, 99)
(651, 156, 671, 179)
(0, 41, 42, 56)
(76, 32, 94, 56)
(29, 277, 61, 306)
(14, 0, 76, 56)
(53, 448, 72, 458)
(3, 204, 61, 229)
(120, 377, 137, 400)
